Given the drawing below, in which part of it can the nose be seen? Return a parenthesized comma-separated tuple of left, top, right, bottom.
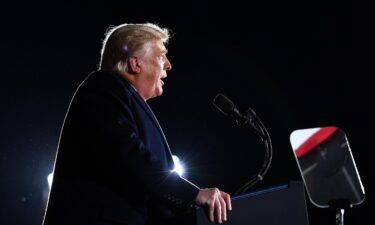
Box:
(164, 56, 172, 71)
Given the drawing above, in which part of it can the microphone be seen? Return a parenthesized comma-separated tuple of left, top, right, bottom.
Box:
(213, 94, 265, 138)
(213, 94, 249, 126)
(213, 94, 273, 193)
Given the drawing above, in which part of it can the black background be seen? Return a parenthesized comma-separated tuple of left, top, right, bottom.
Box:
(0, 1, 372, 225)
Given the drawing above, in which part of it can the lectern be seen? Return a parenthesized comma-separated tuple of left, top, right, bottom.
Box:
(194, 181, 309, 225)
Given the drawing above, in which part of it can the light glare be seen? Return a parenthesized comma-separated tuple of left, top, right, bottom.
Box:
(47, 173, 54, 190)
(172, 155, 184, 176)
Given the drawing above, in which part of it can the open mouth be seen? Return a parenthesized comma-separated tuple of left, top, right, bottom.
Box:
(160, 74, 167, 86)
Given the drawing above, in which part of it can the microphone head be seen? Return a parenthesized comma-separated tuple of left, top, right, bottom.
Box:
(213, 94, 235, 115)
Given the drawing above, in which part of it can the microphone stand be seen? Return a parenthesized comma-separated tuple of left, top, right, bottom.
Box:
(234, 108, 273, 194)
(329, 199, 350, 225)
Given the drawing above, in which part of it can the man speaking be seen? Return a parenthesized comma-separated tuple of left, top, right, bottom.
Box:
(43, 23, 231, 225)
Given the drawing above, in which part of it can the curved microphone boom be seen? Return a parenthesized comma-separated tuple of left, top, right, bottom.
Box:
(213, 94, 273, 194)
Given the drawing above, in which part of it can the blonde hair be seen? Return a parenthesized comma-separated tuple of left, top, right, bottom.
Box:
(99, 23, 171, 73)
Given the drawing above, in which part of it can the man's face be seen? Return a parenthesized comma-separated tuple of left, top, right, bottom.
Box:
(136, 39, 172, 100)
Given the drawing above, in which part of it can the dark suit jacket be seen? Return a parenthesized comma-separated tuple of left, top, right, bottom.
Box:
(43, 70, 200, 225)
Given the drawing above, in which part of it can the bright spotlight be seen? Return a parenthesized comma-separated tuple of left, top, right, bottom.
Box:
(47, 172, 54, 190)
(172, 155, 184, 177)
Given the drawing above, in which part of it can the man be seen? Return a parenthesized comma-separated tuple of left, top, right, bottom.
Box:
(43, 23, 231, 225)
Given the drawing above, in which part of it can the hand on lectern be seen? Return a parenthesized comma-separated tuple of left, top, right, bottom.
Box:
(194, 188, 232, 223)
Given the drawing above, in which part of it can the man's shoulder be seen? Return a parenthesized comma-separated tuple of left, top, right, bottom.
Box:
(83, 70, 130, 89)
(80, 70, 132, 92)
(70, 70, 135, 106)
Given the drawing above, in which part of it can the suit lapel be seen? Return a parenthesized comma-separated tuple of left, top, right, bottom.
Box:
(113, 74, 174, 162)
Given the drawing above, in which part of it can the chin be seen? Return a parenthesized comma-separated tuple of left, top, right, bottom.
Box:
(152, 89, 163, 98)
(157, 86, 163, 96)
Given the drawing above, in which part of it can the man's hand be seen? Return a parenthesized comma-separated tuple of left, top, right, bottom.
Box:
(194, 188, 232, 223)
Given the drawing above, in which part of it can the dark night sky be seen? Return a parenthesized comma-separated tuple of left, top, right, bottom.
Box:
(0, 1, 373, 225)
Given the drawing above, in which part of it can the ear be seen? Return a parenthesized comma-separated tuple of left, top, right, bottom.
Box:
(128, 56, 141, 74)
